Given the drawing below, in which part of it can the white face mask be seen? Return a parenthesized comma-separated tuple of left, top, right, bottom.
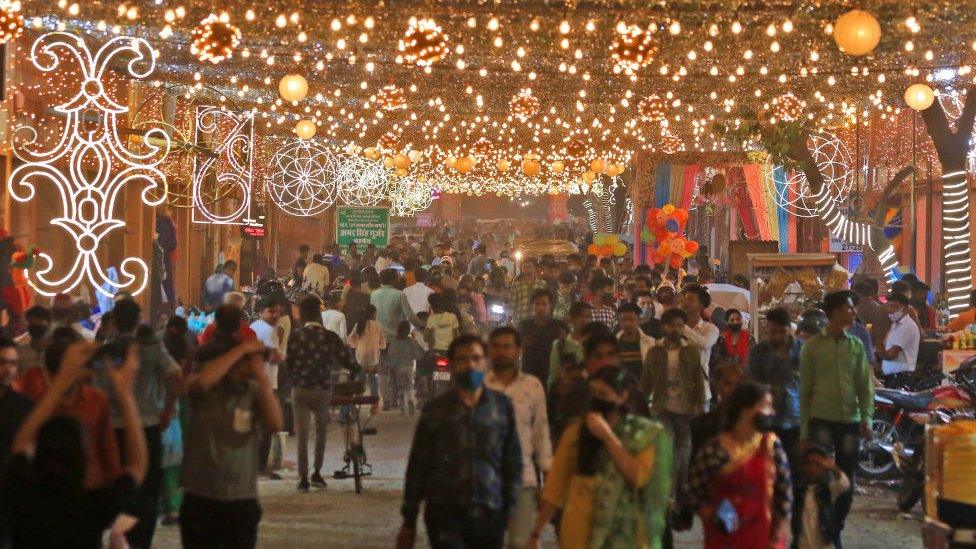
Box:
(888, 310, 906, 322)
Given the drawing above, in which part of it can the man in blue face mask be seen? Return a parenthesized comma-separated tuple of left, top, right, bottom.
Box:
(397, 334, 524, 549)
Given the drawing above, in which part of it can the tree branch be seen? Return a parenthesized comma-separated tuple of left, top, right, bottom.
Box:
(871, 166, 914, 223)
(921, 93, 961, 169)
(957, 85, 976, 147)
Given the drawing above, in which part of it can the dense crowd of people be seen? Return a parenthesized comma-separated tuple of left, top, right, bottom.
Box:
(0, 220, 943, 548)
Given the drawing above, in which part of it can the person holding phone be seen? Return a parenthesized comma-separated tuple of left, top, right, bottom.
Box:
(5, 337, 148, 548)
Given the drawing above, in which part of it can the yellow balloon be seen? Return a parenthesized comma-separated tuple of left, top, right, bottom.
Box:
(551, 161, 565, 173)
(833, 9, 881, 56)
(604, 234, 619, 246)
(904, 83, 935, 111)
(455, 156, 475, 173)
(612, 242, 628, 256)
(593, 233, 608, 246)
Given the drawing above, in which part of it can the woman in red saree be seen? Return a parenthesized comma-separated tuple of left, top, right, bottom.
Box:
(685, 382, 792, 548)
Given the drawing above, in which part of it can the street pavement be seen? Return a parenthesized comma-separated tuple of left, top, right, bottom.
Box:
(155, 411, 922, 548)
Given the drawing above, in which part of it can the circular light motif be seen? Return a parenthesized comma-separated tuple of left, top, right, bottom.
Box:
(336, 155, 388, 207)
(190, 13, 241, 64)
(399, 18, 449, 67)
(768, 92, 804, 122)
(267, 140, 339, 217)
(764, 132, 854, 218)
(388, 175, 434, 216)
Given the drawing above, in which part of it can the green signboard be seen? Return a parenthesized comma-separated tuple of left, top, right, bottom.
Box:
(336, 207, 390, 248)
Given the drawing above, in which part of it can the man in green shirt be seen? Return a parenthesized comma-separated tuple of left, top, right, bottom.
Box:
(799, 290, 874, 546)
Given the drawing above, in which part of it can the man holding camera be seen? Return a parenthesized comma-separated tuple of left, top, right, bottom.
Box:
(92, 298, 182, 549)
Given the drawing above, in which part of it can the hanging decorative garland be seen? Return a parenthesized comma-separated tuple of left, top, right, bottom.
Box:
(374, 84, 407, 111)
(638, 94, 667, 122)
(509, 88, 540, 122)
(267, 139, 339, 217)
(609, 25, 658, 73)
(0, 3, 24, 44)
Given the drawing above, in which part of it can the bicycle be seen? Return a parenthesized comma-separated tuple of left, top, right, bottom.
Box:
(330, 378, 378, 494)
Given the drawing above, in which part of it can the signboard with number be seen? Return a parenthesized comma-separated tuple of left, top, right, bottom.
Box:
(829, 234, 864, 253)
(336, 206, 390, 248)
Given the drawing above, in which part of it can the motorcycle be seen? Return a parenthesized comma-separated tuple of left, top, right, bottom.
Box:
(859, 368, 976, 480)
(430, 353, 452, 397)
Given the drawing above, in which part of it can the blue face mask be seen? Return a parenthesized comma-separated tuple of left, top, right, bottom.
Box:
(456, 369, 485, 391)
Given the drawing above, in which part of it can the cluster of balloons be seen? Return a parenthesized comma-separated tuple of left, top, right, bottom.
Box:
(640, 204, 699, 268)
(586, 233, 628, 259)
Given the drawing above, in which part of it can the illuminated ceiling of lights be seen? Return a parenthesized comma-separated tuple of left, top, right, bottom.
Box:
(14, 1, 976, 180)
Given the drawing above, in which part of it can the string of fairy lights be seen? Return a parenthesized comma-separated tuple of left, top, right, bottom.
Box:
(4, 1, 976, 198)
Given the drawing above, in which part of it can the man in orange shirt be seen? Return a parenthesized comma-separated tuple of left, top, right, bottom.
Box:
(16, 327, 121, 488)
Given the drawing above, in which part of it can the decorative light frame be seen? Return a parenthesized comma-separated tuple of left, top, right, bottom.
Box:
(336, 155, 387, 207)
(7, 32, 169, 297)
(940, 170, 972, 314)
(191, 106, 256, 225)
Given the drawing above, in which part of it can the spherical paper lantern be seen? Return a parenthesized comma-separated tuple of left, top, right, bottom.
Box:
(294, 119, 316, 140)
(590, 158, 607, 174)
(393, 154, 411, 170)
(383, 156, 395, 168)
(408, 150, 423, 163)
(833, 9, 881, 57)
(521, 159, 541, 177)
(279, 73, 309, 102)
(551, 161, 565, 173)
(363, 147, 380, 160)
(496, 159, 511, 172)
(454, 156, 475, 173)
(582, 170, 596, 183)
(904, 83, 935, 111)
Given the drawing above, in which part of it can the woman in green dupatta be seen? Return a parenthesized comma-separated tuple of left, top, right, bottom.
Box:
(527, 365, 672, 549)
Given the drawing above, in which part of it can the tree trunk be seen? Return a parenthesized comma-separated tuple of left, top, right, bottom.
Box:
(920, 86, 975, 315)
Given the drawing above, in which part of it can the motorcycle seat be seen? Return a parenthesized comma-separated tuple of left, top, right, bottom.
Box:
(876, 388, 934, 411)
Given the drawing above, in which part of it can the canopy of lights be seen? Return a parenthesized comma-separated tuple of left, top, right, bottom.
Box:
(6, 0, 976, 203)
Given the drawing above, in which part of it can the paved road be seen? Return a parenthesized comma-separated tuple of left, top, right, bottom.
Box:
(155, 412, 922, 548)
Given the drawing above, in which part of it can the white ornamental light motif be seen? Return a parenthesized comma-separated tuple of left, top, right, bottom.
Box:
(336, 155, 388, 207)
(388, 176, 434, 216)
(765, 132, 854, 218)
(192, 106, 255, 224)
(7, 33, 170, 297)
(267, 139, 339, 217)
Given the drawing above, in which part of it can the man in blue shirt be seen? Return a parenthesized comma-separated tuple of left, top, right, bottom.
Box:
(203, 260, 236, 309)
(397, 335, 522, 549)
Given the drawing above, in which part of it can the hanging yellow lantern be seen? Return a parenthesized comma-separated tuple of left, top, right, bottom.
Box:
(393, 154, 411, 170)
(551, 160, 565, 173)
(904, 83, 935, 111)
(582, 170, 596, 183)
(496, 159, 511, 172)
(383, 156, 395, 168)
(363, 147, 380, 160)
(444, 155, 457, 167)
(278, 73, 309, 102)
(833, 9, 881, 56)
(395, 167, 409, 177)
(590, 158, 607, 174)
(408, 150, 423, 163)
(606, 163, 623, 177)
(294, 119, 316, 140)
(521, 159, 541, 177)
